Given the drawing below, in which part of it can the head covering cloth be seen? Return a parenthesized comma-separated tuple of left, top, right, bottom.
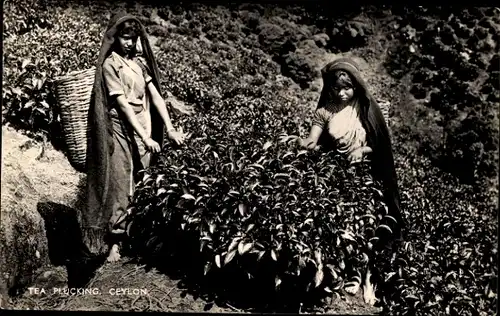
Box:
(82, 11, 164, 254)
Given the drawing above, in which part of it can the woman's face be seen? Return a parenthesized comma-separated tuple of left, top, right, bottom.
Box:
(117, 34, 137, 57)
(333, 85, 355, 104)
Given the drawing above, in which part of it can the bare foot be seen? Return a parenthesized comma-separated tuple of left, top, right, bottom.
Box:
(363, 268, 377, 306)
(344, 273, 361, 295)
(106, 244, 121, 263)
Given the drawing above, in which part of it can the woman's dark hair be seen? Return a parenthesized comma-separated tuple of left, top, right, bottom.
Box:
(333, 70, 354, 89)
(117, 20, 140, 38)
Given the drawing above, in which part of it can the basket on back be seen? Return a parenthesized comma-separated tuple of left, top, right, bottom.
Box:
(54, 67, 95, 173)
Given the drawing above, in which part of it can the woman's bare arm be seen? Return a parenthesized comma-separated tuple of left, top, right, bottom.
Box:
(147, 82, 187, 145)
(147, 82, 175, 130)
(300, 125, 323, 149)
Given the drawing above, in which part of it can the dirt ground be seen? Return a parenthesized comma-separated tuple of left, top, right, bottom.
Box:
(1, 125, 84, 303)
(8, 259, 381, 314)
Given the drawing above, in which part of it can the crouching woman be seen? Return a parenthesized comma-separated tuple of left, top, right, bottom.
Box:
(298, 57, 405, 304)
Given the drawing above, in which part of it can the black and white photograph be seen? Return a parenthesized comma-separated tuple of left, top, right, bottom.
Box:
(1, 1, 498, 315)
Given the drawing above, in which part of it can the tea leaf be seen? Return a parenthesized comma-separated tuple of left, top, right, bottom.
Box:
(204, 262, 212, 275)
(224, 250, 237, 265)
(378, 224, 393, 234)
(181, 193, 196, 200)
(384, 215, 398, 224)
(246, 223, 255, 233)
(21, 59, 30, 69)
(209, 223, 216, 234)
(241, 242, 253, 255)
(275, 276, 281, 289)
(248, 163, 264, 170)
(271, 249, 278, 261)
(263, 141, 273, 150)
(228, 237, 242, 252)
(238, 203, 247, 217)
(12, 87, 22, 95)
(314, 266, 324, 288)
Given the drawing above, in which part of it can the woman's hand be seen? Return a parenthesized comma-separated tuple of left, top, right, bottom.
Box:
(298, 125, 323, 150)
(298, 137, 318, 150)
(143, 138, 161, 153)
(167, 127, 188, 145)
(349, 146, 373, 164)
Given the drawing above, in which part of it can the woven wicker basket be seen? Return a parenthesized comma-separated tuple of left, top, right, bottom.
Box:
(54, 67, 96, 172)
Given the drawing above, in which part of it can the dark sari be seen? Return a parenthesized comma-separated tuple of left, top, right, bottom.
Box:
(82, 12, 165, 255)
(318, 58, 405, 248)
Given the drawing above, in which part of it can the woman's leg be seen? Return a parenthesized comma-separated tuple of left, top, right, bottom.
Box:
(363, 266, 377, 305)
(105, 117, 135, 262)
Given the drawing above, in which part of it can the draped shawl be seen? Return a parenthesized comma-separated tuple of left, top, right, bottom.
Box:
(83, 12, 164, 252)
(318, 58, 405, 236)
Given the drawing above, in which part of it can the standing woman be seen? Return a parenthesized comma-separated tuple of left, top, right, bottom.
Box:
(82, 12, 187, 263)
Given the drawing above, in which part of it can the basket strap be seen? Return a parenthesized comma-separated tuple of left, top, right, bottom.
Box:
(136, 58, 152, 80)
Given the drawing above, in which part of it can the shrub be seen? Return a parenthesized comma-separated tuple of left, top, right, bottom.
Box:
(3, 2, 107, 145)
(280, 52, 319, 89)
(126, 89, 392, 309)
(257, 23, 290, 56)
(377, 153, 498, 316)
(385, 6, 499, 184)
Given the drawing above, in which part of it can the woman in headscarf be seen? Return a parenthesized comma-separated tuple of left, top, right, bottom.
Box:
(82, 11, 188, 263)
(298, 57, 405, 304)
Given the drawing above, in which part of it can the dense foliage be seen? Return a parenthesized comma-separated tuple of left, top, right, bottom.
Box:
(3, 2, 498, 315)
(2, 0, 106, 146)
(384, 7, 499, 184)
(126, 85, 393, 310)
(379, 149, 498, 316)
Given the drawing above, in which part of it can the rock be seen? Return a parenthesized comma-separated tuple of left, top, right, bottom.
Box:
(0, 126, 83, 297)
(1, 169, 50, 297)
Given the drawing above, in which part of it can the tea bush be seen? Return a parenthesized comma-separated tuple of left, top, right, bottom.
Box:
(374, 151, 498, 316)
(2, 0, 107, 147)
(126, 88, 394, 309)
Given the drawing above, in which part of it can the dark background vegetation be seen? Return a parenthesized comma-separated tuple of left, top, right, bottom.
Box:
(2, 1, 498, 315)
